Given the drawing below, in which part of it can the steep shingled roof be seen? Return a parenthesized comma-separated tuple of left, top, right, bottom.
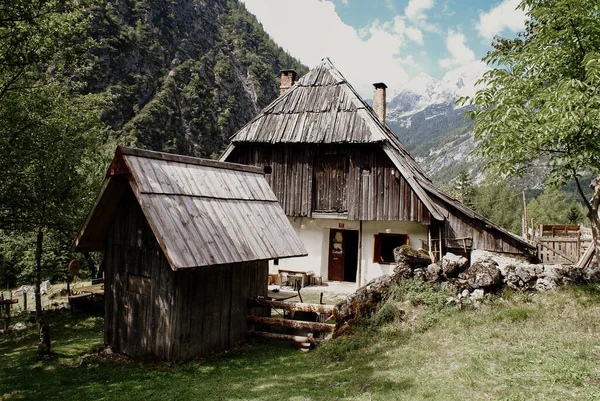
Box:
(74, 147, 307, 269)
(230, 58, 390, 144)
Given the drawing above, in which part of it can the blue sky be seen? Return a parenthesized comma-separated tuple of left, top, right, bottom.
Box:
(241, 0, 527, 97)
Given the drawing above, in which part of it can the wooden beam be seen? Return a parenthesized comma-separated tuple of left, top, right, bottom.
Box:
(247, 316, 334, 332)
(249, 330, 326, 344)
(248, 298, 334, 314)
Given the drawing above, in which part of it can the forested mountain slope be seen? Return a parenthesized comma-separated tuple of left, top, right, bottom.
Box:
(79, 0, 307, 157)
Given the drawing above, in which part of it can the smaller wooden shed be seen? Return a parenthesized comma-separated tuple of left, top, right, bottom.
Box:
(73, 147, 307, 361)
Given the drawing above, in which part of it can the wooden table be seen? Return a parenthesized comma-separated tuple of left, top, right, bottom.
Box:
(278, 269, 313, 289)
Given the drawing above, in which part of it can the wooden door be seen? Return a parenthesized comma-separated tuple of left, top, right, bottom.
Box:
(328, 229, 345, 281)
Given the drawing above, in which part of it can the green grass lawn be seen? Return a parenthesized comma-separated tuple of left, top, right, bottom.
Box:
(2, 284, 600, 400)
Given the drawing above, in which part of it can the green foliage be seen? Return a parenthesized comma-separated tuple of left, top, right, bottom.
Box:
(463, 0, 600, 234)
(316, 326, 375, 362)
(470, 174, 522, 234)
(0, 0, 307, 285)
(526, 186, 586, 225)
(80, 0, 307, 157)
(397, 279, 453, 310)
(451, 170, 475, 207)
(0, 82, 107, 286)
(567, 203, 586, 224)
(0, 0, 97, 99)
(0, 0, 110, 287)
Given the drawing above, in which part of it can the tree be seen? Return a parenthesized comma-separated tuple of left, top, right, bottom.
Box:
(0, 0, 94, 100)
(567, 203, 586, 225)
(452, 170, 475, 207)
(463, 0, 600, 265)
(526, 187, 585, 226)
(471, 175, 522, 235)
(0, 83, 105, 354)
(1, 0, 105, 355)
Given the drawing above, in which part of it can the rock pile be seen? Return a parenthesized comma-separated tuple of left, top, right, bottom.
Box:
(333, 245, 598, 336)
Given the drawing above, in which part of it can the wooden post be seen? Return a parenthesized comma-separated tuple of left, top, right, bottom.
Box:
(357, 220, 363, 286)
(523, 191, 528, 240)
(4, 301, 9, 330)
(23, 293, 27, 311)
(438, 226, 443, 260)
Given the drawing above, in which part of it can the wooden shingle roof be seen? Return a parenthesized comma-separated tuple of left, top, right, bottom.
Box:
(229, 58, 390, 144)
(74, 147, 307, 269)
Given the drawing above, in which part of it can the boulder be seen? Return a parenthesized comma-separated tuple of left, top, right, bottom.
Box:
(393, 245, 431, 269)
(393, 263, 413, 279)
(535, 277, 557, 291)
(413, 268, 426, 281)
(505, 264, 539, 291)
(464, 258, 502, 290)
(425, 263, 442, 282)
(442, 252, 469, 278)
(333, 274, 396, 337)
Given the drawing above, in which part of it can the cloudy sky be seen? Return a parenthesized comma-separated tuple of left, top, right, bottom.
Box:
(240, 0, 528, 97)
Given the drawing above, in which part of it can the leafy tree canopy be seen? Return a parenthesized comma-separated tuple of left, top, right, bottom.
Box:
(464, 0, 600, 262)
(465, 0, 600, 188)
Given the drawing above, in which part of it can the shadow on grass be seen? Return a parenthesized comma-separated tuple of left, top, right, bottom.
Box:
(0, 310, 413, 401)
(576, 283, 600, 302)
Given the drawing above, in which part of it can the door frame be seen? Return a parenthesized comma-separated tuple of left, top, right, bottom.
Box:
(327, 228, 359, 282)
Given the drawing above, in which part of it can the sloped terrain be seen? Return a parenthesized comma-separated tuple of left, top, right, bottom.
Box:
(79, 0, 307, 157)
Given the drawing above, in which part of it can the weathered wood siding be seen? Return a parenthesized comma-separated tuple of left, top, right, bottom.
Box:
(442, 205, 528, 254)
(227, 144, 431, 224)
(104, 191, 268, 361)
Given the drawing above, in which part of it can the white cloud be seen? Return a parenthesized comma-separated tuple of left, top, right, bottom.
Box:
(398, 55, 419, 69)
(476, 0, 527, 39)
(439, 31, 476, 69)
(241, 0, 411, 97)
(405, 0, 435, 23)
(405, 26, 423, 44)
(384, 0, 396, 12)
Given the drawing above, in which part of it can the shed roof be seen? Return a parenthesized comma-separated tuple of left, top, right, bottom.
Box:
(74, 147, 307, 269)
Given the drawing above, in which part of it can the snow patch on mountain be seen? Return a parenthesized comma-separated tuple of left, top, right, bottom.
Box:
(387, 61, 488, 120)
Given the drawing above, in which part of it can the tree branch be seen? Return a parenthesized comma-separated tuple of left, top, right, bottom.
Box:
(572, 168, 594, 215)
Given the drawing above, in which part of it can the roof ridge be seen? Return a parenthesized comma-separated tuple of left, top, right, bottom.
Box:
(119, 147, 263, 174)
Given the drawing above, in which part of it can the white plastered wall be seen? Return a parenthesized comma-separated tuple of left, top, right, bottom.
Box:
(271, 217, 428, 287)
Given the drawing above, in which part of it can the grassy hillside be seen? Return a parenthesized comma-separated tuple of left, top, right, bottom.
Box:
(2, 283, 600, 400)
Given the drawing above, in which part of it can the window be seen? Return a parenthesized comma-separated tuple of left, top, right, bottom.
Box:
(263, 165, 272, 174)
(373, 234, 409, 264)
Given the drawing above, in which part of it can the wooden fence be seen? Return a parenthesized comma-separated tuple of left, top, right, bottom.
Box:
(537, 237, 580, 264)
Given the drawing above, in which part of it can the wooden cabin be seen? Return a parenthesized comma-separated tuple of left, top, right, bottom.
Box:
(221, 58, 536, 286)
(74, 147, 307, 361)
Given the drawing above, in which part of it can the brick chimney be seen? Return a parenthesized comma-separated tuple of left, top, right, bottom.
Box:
(372, 82, 387, 124)
(280, 70, 298, 95)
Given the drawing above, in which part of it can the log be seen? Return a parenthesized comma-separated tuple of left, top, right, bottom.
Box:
(247, 316, 334, 332)
(68, 293, 93, 301)
(249, 330, 325, 344)
(248, 298, 334, 314)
